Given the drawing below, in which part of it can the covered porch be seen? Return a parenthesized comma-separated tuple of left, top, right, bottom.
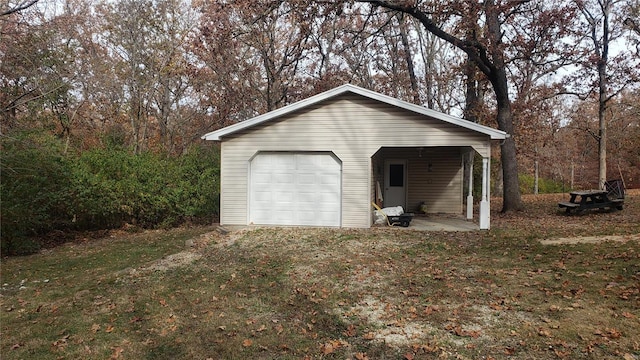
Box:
(371, 146, 492, 229)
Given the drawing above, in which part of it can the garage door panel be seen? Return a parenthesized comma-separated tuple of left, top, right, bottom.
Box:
(273, 190, 294, 203)
(250, 153, 341, 226)
(251, 206, 274, 221)
(298, 173, 318, 185)
(319, 191, 340, 203)
(316, 211, 340, 225)
(252, 190, 272, 202)
(297, 193, 316, 206)
(252, 175, 272, 186)
(251, 155, 273, 169)
(297, 211, 318, 224)
(274, 173, 294, 184)
(297, 161, 317, 171)
(321, 174, 339, 185)
(274, 156, 295, 170)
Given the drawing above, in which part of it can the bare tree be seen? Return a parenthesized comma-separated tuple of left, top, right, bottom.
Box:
(567, 0, 640, 188)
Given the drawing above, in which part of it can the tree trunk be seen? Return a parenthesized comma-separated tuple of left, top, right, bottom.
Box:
(418, 30, 436, 109)
(485, 1, 523, 211)
(534, 158, 539, 195)
(398, 15, 420, 104)
(497, 104, 523, 211)
(597, 2, 610, 189)
(598, 102, 607, 189)
(488, 64, 521, 210)
(463, 56, 480, 198)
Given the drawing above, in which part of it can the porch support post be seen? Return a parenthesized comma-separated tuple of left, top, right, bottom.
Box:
(466, 152, 474, 220)
(479, 156, 490, 229)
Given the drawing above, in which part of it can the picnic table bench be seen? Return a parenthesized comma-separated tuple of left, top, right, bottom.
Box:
(558, 180, 625, 214)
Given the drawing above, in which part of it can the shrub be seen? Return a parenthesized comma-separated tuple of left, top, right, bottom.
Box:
(2, 132, 221, 255)
(71, 144, 220, 229)
(174, 145, 220, 223)
(519, 173, 565, 194)
(1, 132, 75, 254)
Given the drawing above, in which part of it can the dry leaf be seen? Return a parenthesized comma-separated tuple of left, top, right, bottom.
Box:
(105, 325, 114, 333)
(355, 352, 369, 360)
(321, 343, 335, 355)
(242, 339, 253, 347)
(538, 328, 552, 337)
(344, 324, 357, 337)
(320, 340, 344, 355)
(110, 346, 123, 359)
(423, 306, 437, 315)
(605, 328, 622, 339)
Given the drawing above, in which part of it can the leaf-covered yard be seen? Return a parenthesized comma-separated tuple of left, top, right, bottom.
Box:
(1, 191, 639, 359)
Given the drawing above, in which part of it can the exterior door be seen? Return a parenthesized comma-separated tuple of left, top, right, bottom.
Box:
(384, 159, 407, 209)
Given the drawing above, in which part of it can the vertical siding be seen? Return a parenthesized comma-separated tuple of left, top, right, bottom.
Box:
(219, 94, 491, 227)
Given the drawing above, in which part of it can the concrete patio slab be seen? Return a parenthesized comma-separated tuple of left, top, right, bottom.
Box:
(221, 215, 479, 232)
(392, 215, 479, 232)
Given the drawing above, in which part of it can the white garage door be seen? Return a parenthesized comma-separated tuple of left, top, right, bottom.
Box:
(250, 152, 341, 226)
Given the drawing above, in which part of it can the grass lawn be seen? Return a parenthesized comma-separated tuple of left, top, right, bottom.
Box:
(1, 191, 639, 359)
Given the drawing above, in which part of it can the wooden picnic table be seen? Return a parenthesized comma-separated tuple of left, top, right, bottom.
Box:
(558, 189, 624, 214)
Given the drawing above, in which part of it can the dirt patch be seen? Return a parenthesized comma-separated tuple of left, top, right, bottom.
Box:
(540, 233, 640, 245)
(141, 251, 203, 272)
(340, 295, 438, 347)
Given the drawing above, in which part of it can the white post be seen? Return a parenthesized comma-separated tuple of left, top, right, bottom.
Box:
(479, 157, 490, 229)
(466, 153, 474, 220)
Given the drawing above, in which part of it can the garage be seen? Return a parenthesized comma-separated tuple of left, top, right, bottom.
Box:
(249, 152, 342, 226)
(204, 84, 507, 228)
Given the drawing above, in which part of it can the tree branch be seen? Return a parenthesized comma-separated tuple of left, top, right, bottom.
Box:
(555, 89, 594, 101)
(356, 0, 495, 77)
(1, 0, 39, 17)
(624, 17, 640, 36)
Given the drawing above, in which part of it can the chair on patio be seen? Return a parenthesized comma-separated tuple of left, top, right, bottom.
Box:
(604, 179, 625, 210)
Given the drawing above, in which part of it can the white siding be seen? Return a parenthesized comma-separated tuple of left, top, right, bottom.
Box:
(219, 94, 491, 227)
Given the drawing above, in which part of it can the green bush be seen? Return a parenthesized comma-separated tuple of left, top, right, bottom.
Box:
(71, 144, 220, 229)
(173, 145, 220, 223)
(1, 132, 75, 254)
(519, 174, 565, 194)
(1, 132, 220, 255)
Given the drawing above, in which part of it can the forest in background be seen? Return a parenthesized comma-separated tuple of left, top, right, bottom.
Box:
(1, 0, 639, 253)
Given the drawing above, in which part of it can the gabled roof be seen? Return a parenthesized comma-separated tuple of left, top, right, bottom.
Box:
(201, 84, 508, 141)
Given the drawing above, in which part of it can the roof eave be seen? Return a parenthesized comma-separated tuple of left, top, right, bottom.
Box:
(201, 84, 509, 141)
